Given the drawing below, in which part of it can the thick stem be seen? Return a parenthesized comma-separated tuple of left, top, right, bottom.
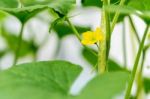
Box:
(98, 0, 125, 73)
(98, 39, 106, 73)
(103, 0, 111, 60)
(125, 25, 149, 99)
(98, 0, 110, 74)
(101, 0, 126, 67)
(13, 23, 24, 65)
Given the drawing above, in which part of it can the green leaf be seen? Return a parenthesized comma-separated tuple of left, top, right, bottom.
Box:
(0, 1, 46, 23)
(81, 0, 128, 23)
(127, 0, 150, 23)
(21, 0, 75, 14)
(49, 17, 66, 33)
(0, 11, 7, 20)
(143, 78, 150, 93)
(1, 29, 38, 57)
(106, 0, 150, 23)
(107, 60, 128, 72)
(127, 0, 150, 11)
(82, 48, 128, 72)
(0, 0, 18, 8)
(106, 5, 134, 14)
(9, 6, 46, 23)
(81, 0, 103, 8)
(77, 71, 129, 99)
(0, 61, 82, 99)
(81, 0, 120, 8)
(0, 0, 76, 23)
(53, 23, 91, 38)
(0, 50, 8, 58)
(82, 48, 97, 66)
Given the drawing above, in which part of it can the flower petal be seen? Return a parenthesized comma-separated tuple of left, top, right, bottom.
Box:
(81, 27, 104, 45)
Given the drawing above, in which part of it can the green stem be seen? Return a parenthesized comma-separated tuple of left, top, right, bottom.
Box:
(66, 18, 97, 57)
(122, 20, 127, 67)
(98, 39, 106, 73)
(66, 18, 81, 41)
(97, 0, 110, 74)
(130, 25, 136, 57)
(128, 16, 140, 43)
(111, 0, 126, 32)
(135, 50, 145, 99)
(13, 23, 24, 65)
(129, 16, 147, 99)
(103, 0, 111, 61)
(98, 0, 125, 73)
(135, 45, 150, 99)
(99, 0, 126, 71)
(52, 39, 61, 58)
(125, 25, 149, 99)
(18, 0, 24, 7)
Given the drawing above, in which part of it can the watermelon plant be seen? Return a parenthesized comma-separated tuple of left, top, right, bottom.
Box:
(0, 0, 149, 99)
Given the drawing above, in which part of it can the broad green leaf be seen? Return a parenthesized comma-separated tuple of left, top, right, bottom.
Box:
(107, 60, 128, 72)
(0, 1, 46, 23)
(0, 0, 18, 8)
(53, 23, 91, 38)
(143, 78, 150, 93)
(0, 11, 7, 21)
(0, 50, 8, 58)
(81, 0, 128, 23)
(106, 5, 135, 14)
(0, 61, 82, 99)
(82, 48, 128, 71)
(106, 0, 150, 23)
(49, 17, 66, 33)
(1, 29, 38, 57)
(127, 0, 150, 22)
(81, 0, 103, 8)
(77, 71, 129, 99)
(9, 6, 46, 23)
(0, 0, 76, 23)
(82, 48, 97, 66)
(21, 0, 75, 14)
(127, 0, 150, 11)
(81, 0, 120, 8)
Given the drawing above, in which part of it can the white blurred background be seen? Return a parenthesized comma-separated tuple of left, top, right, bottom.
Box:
(0, 0, 149, 98)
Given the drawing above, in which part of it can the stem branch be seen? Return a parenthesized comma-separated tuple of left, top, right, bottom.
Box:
(111, 0, 126, 32)
(129, 16, 148, 98)
(13, 23, 24, 65)
(128, 16, 140, 43)
(66, 18, 97, 57)
(125, 25, 149, 99)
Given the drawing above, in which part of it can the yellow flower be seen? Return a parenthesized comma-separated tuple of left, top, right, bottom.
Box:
(81, 27, 104, 45)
